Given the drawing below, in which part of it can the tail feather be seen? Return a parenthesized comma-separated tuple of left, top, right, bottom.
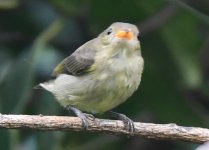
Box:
(34, 81, 54, 92)
(34, 84, 43, 89)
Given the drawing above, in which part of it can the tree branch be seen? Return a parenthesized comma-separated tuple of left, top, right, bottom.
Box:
(139, 3, 177, 35)
(0, 114, 208, 143)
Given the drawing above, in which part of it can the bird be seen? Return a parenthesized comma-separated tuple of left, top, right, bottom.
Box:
(36, 22, 144, 132)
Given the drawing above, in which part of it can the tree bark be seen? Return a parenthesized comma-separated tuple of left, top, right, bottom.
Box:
(0, 114, 208, 143)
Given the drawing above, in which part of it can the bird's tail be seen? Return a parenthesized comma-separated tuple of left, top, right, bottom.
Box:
(34, 84, 43, 89)
(34, 80, 55, 92)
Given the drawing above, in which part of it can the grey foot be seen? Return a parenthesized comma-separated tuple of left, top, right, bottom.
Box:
(66, 106, 93, 130)
(108, 111, 135, 132)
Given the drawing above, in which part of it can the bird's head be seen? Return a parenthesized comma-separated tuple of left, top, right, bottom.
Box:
(99, 22, 140, 50)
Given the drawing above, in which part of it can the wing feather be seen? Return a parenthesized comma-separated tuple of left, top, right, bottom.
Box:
(52, 41, 96, 76)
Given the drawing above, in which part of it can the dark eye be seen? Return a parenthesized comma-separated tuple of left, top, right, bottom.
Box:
(137, 34, 140, 40)
(107, 28, 112, 35)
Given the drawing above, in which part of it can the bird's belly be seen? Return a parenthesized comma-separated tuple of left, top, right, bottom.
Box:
(56, 55, 143, 114)
(72, 70, 140, 113)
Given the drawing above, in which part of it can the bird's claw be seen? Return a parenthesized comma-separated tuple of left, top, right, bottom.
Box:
(121, 114, 135, 133)
(80, 113, 95, 129)
(67, 106, 95, 130)
(107, 111, 135, 133)
(83, 113, 95, 121)
(79, 114, 90, 130)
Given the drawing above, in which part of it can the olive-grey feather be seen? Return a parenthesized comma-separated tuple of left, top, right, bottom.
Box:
(52, 40, 96, 76)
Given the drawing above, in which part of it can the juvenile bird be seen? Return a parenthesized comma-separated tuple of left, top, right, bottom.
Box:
(37, 22, 144, 132)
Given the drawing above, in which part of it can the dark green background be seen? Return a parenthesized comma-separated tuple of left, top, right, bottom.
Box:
(0, 0, 209, 149)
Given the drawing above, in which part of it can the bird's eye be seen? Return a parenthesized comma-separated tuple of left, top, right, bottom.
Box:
(107, 28, 112, 35)
(137, 34, 140, 40)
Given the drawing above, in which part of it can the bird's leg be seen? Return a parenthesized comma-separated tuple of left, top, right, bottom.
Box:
(83, 113, 95, 121)
(66, 106, 91, 129)
(107, 111, 135, 132)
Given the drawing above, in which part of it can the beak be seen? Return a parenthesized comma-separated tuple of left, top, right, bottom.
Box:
(115, 30, 134, 40)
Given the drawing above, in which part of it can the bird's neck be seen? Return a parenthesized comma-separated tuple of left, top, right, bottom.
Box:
(110, 44, 137, 59)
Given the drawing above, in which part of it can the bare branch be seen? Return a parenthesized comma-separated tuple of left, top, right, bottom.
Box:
(139, 3, 177, 35)
(0, 114, 208, 143)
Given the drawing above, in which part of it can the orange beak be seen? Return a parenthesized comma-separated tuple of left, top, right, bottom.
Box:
(115, 30, 134, 40)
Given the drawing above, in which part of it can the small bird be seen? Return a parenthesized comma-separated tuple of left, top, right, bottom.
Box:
(37, 22, 144, 132)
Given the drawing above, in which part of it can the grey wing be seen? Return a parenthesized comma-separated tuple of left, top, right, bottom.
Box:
(52, 42, 96, 76)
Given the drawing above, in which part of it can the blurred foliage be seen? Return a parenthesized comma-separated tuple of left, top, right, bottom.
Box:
(0, 0, 209, 150)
